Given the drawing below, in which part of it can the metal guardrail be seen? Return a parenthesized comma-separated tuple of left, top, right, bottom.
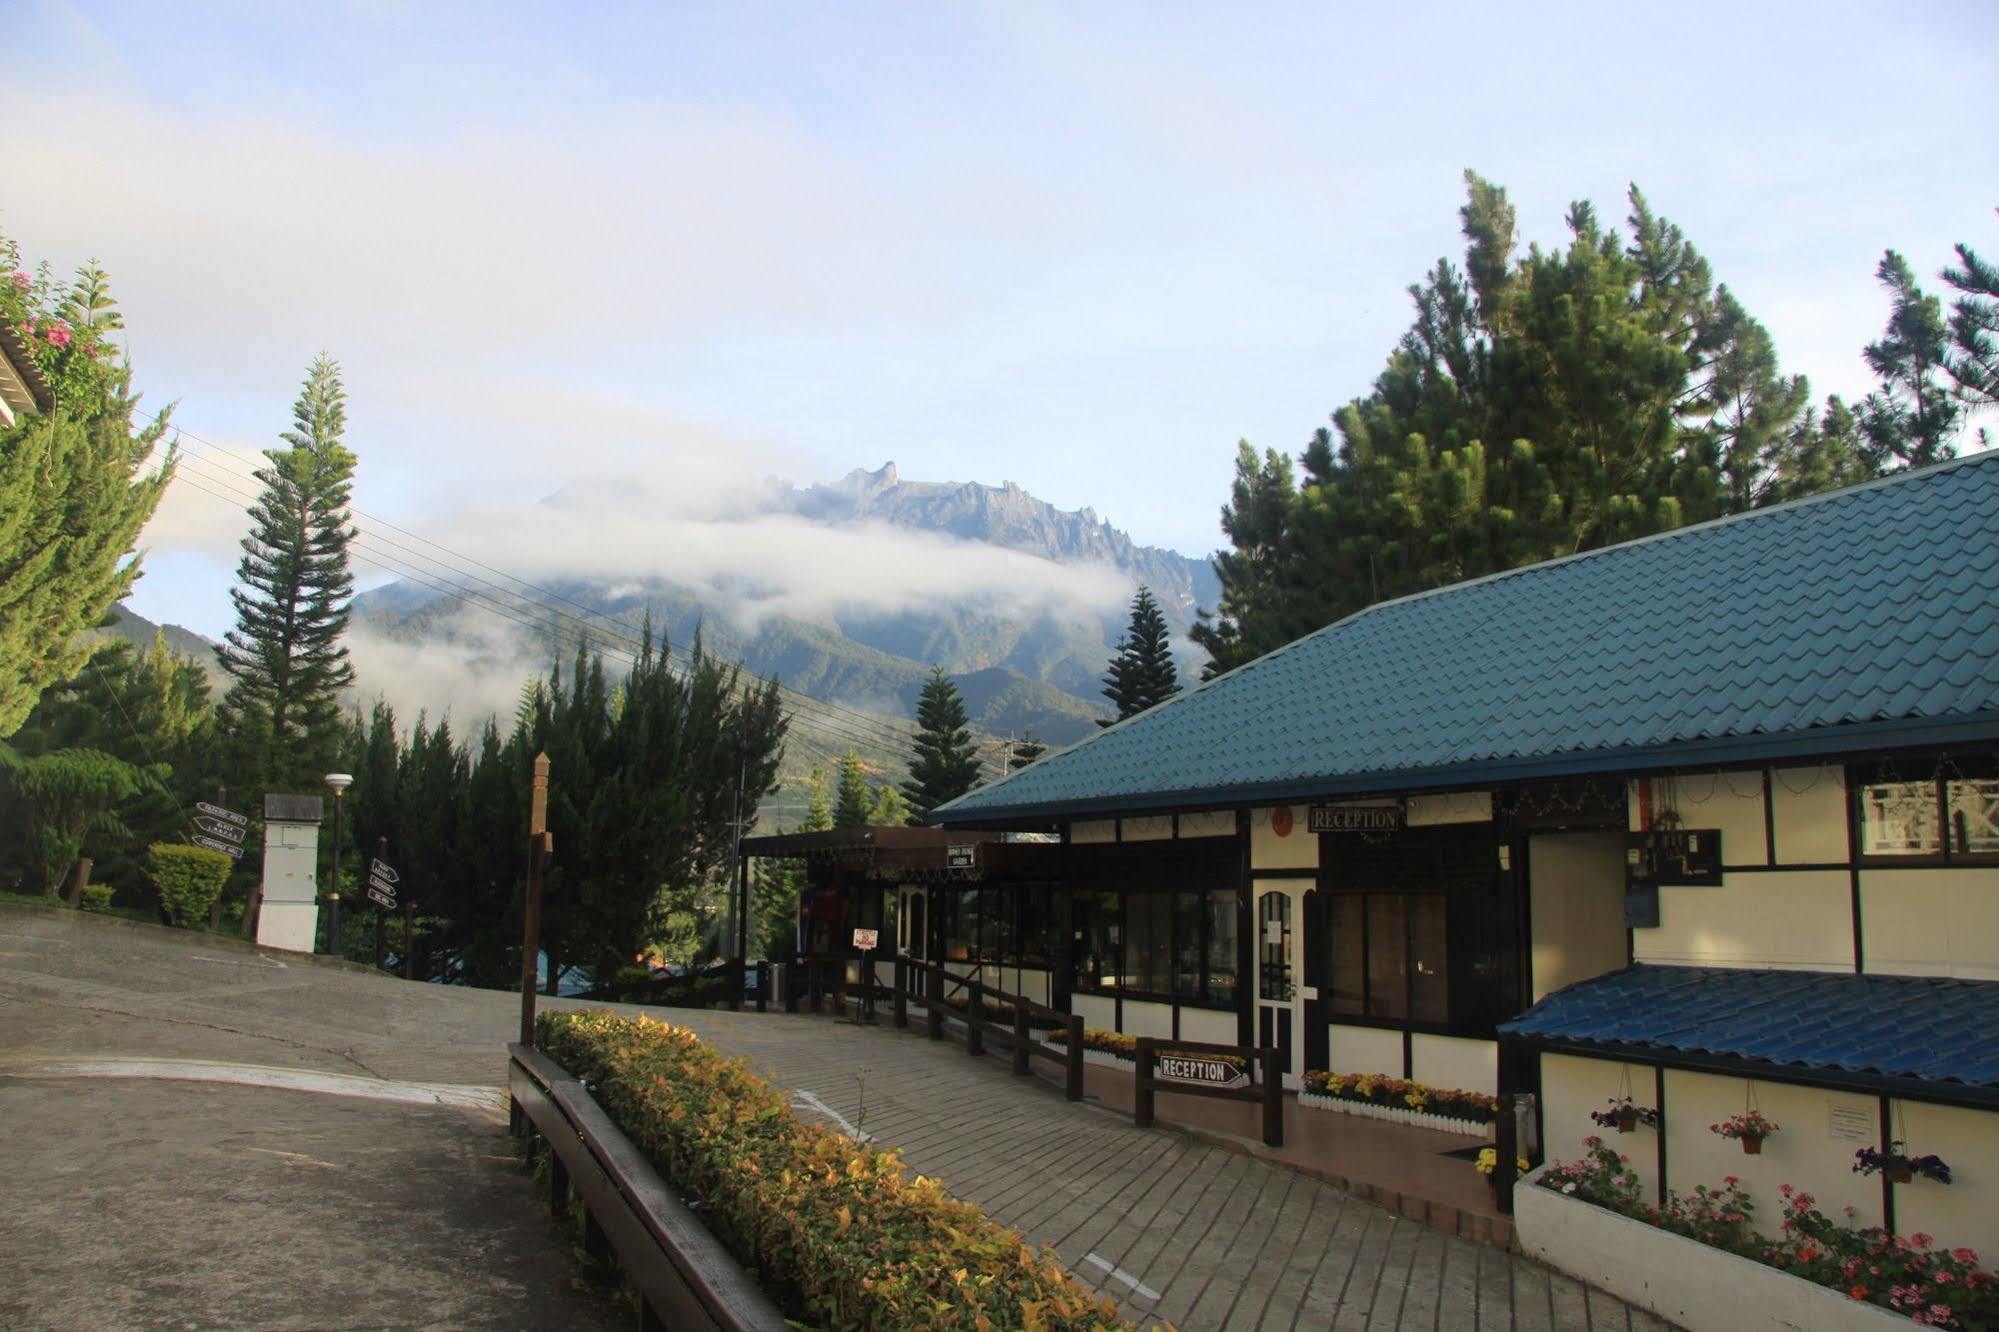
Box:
(507, 1044, 789, 1331)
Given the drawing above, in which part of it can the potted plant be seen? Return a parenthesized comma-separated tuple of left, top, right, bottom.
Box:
(1710, 1110, 1780, 1154)
(1853, 1141, 1952, 1185)
(1589, 1097, 1660, 1133)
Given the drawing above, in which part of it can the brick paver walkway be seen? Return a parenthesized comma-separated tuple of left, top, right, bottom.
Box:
(663, 1007, 1665, 1331)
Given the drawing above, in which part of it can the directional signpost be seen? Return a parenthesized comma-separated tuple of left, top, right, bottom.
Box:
(190, 800, 247, 860)
(366, 857, 399, 911)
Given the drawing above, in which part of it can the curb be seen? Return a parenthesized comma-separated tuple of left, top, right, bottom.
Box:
(0, 899, 391, 978)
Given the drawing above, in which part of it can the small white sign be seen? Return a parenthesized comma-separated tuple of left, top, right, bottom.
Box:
(852, 928, 879, 951)
(1828, 1103, 1874, 1144)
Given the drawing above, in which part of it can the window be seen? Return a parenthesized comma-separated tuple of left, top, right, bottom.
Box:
(1857, 765, 1999, 860)
(1017, 886, 1053, 968)
(1330, 892, 1448, 1023)
(1072, 887, 1239, 1007)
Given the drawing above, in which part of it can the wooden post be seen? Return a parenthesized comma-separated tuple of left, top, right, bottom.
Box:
(966, 987, 984, 1057)
(402, 896, 414, 980)
(1495, 1093, 1517, 1216)
(892, 956, 908, 1028)
(754, 960, 768, 1013)
(519, 751, 551, 1048)
(926, 965, 944, 1040)
(1134, 1038, 1156, 1129)
(1011, 1006, 1031, 1076)
(1261, 1044, 1284, 1148)
(1065, 1014, 1084, 1102)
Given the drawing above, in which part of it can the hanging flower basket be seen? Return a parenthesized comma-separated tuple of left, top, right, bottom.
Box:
(1710, 1110, 1779, 1155)
(1590, 1098, 1660, 1134)
(1852, 1142, 1951, 1185)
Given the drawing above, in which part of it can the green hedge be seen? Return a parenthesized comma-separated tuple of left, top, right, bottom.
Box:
(537, 1010, 1130, 1330)
(144, 842, 233, 927)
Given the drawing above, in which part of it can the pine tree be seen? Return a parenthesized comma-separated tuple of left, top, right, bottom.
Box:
(1943, 220, 1998, 409)
(1856, 252, 1962, 470)
(0, 240, 174, 737)
(1100, 587, 1180, 725)
(1188, 443, 1299, 677)
(1008, 735, 1047, 769)
(217, 354, 359, 792)
(834, 751, 873, 829)
(867, 782, 911, 827)
(900, 668, 980, 822)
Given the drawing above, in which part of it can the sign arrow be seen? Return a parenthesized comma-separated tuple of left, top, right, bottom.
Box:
(365, 887, 396, 910)
(368, 859, 400, 885)
(192, 816, 246, 844)
(195, 801, 248, 827)
(367, 874, 398, 899)
(191, 835, 244, 860)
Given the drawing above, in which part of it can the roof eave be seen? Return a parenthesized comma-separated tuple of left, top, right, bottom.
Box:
(932, 709, 1999, 825)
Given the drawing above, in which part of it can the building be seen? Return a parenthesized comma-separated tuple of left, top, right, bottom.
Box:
(0, 310, 56, 429)
(929, 451, 1999, 1262)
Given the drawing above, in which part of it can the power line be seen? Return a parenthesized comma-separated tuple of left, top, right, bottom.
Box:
(153, 414, 927, 748)
(162, 448, 916, 762)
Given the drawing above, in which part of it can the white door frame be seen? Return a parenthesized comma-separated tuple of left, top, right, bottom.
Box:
(1253, 879, 1308, 1089)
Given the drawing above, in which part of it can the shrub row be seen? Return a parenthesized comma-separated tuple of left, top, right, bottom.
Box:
(536, 1010, 1131, 1330)
(1301, 1070, 1498, 1124)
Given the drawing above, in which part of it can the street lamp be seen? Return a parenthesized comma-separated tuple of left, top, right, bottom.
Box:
(324, 772, 353, 954)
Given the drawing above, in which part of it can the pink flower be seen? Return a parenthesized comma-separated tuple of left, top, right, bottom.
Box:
(1952, 1248, 1979, 1264)
(9, 271, 27, 290)
(1930, 1306, 1952, 1322)
(1912, 1233, 1934, 1248)
(1725, 1175, 1741, 1187)
(45, 322, 71, 349)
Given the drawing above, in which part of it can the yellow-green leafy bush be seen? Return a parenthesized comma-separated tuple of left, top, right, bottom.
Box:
(78, 883, 114, 912)
(538, 1010, 1130, 1330)
(145, 842, 233, 927)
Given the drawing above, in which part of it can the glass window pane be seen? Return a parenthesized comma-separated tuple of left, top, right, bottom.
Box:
(1329, 895, 1364, 1015)
(1205, 889, 1238, 1007)
(1019, 887, 1051, 969)
(1258, 891, 1293, 1001)
(945, 887, 979, 962)
(1366, 895, 1409, 1019)
(1949, 779, 1999, 854)
(1125, 893, 1172, 992)
(1173, 892, 1203, 999)
(1861, 782, 1941, 855)
(1409, 895, 1449, 1023)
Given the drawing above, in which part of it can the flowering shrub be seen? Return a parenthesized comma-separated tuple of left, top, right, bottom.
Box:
(539, 1011, 1130, 1330)
(1301, 1069, 1498, 1124)
(1537, 1139, 1999, 1328)
(0, 233, 124, 408)
(1854, 1142, 1953, 1185)
(1474, 1147, 1531, 1179)
(1079, 1028, 1245, 1068)
(1710, 1110, 1780, 1141)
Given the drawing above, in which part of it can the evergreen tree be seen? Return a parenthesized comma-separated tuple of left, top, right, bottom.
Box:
(0, 238, 174, 737)
(1100, 587, 1180, 725)
(1856, 252, 1962, 470)
(1189, 443, 1299, 676)
(1943, 219, 1998, 409)
(1008, 735, 1047, 769)
(900, 667, 980, 822)
(867, 782, 911, 827)
(217, 354, 358, 792)
(834, 751, 873, 829)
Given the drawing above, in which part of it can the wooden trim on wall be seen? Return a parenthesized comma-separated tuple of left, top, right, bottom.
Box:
(1237, 810, 1254, 1048)
(1655, 1064, 1669, 1206)
(1763, 767, 1777, 865)
(1844, 767, 1865, 974)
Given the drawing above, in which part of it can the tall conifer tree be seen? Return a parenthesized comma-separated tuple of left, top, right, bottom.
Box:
(1856, 252, 1962, 470)
(901, 668, 980, 821)
(218, 355, 358, 791)
(833, 751, 873, 829)
(1101, 587, 1180, 724)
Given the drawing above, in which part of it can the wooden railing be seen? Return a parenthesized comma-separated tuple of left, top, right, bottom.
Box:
(508, 1043, 789, 1331)
(1134, 1036, 1284, 1148)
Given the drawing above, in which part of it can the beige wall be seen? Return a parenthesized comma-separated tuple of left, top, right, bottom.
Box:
(1636, 870, 1852, 970)
(1327, 1023, 1402, 1076)
(1121, 815, 1173, 842)
(1541, 1054, 1661, 1197)
(1861, 869, 1999, 981)
(1118, 998, 1175, 1039)
(1071, 992, 1115, 1032)
(1770, 765, 1848, 863)
(1410, 1034, 1495, 1094)
(1530, 832, 1629, 1001)
(1662, 1070, 1882, 1238)
(1072, 819, 1116, 844)
(1250, 805, 1317, 870)
(1179, 1007, 1239, 1045)
(1407, 791, 1492, 826)
(1178, 810, 1236, 839)
(1892, 1099, 1999, 1260)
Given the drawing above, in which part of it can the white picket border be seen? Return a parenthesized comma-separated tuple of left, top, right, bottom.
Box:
(1297, 1089, 1494, 1139)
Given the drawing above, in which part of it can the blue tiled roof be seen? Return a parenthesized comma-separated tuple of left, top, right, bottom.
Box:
(938, 453, 1999, 822)
(1499, 965, 1999, 1094)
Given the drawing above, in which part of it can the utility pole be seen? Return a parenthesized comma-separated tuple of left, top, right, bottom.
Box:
(519, 751, 551, 1047)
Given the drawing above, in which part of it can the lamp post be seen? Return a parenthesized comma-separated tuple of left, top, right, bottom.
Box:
(324, 772, 353, 954)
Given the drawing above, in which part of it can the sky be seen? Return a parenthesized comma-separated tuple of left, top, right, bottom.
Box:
(3, 0, 1995, 650)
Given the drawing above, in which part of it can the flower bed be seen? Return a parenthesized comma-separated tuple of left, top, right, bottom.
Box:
(538, 1010, 1130, 1330)
(1298, 1070, 1496, 1138)
(1530, 1137, 1998, 1329)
